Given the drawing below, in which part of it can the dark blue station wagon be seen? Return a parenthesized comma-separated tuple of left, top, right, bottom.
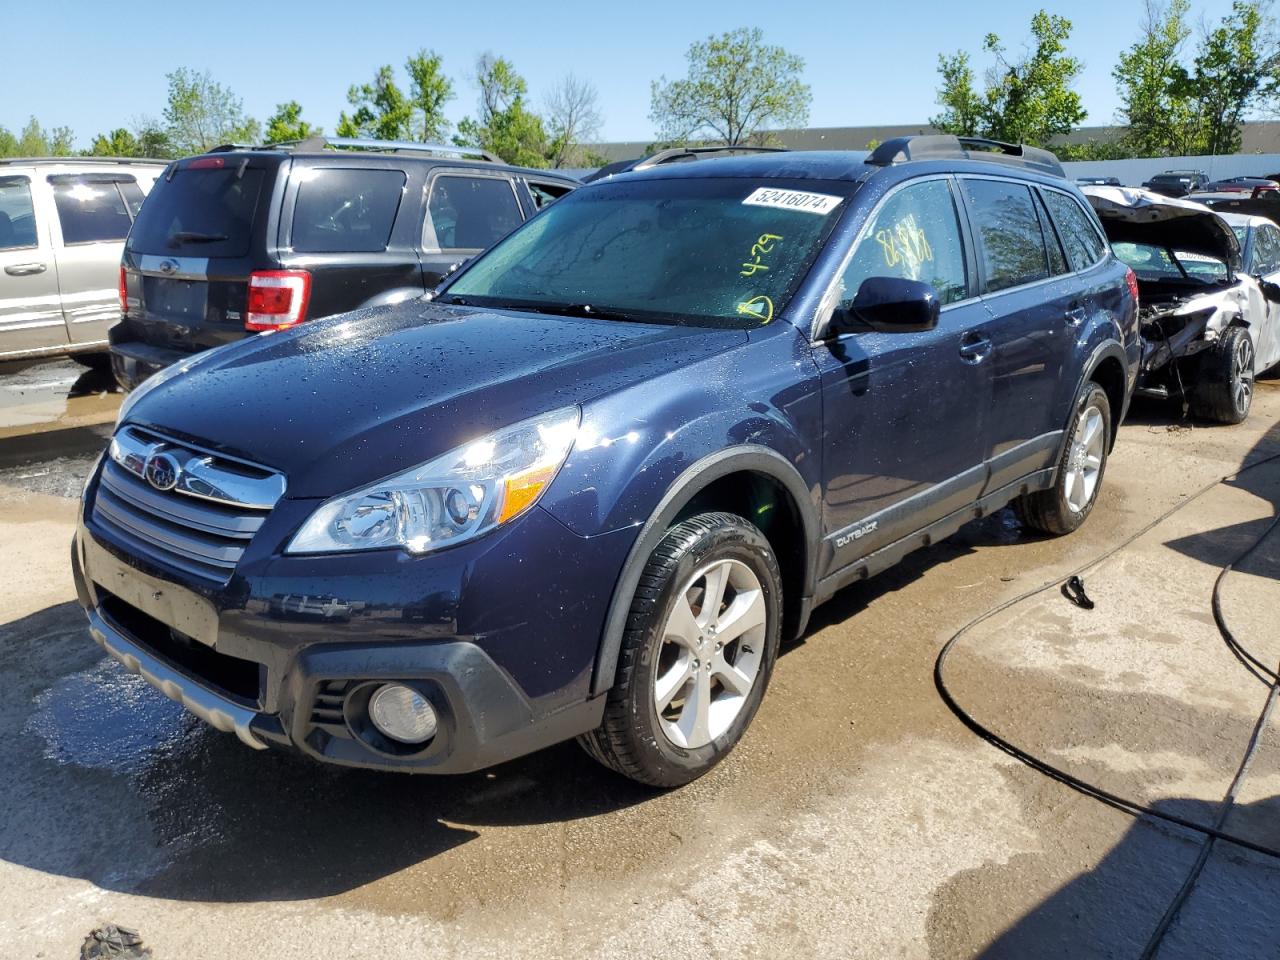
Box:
(73, 137, 1140, 786)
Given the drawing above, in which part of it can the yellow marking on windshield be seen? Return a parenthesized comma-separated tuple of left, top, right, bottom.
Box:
(741, 233, 783, 277)
(736, 295, 775, 324)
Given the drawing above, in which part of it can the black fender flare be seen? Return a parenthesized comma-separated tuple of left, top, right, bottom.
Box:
(589, 445, 819, 697)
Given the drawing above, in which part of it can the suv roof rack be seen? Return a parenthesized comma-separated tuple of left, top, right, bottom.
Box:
(255, 135, 504, 164)
(0, 156, 167, 166)
(584, 144, 789, 183)
(866, 135, 1065, 178)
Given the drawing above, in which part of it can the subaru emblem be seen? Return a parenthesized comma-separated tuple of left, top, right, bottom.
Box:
(144, 452, 181, 492)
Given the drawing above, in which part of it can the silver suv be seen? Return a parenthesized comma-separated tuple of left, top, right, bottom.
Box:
(0, 158, 164, 365)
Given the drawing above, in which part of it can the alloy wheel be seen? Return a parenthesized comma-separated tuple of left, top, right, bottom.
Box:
(1233, 335, 1255, 416)
(1063, 404, 1105, 514)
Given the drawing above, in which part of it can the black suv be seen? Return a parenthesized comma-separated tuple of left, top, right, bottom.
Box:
(110, 137, 578, 389)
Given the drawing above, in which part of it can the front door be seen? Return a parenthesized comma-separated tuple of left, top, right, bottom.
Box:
(813, 176, 992, 580)
(0, 173, 65, 358)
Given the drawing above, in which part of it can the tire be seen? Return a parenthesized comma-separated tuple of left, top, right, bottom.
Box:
(71, 352, 111, 370)
(1190, 325, 1255, 424)
(579, 512, 782, 787)
(1013, 383, 1111, 536)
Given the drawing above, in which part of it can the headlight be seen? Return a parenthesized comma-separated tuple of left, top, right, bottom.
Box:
(286, 406, 580, 556)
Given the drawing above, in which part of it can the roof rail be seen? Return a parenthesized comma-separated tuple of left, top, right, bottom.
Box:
(866, 135, 1065, 178)
(263, 135, 504, 164)
(583, 144, 790, 183)
(0, 156, 167, 166)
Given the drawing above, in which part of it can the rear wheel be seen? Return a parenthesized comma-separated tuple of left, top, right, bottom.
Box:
(1191, 325, 1254, 424)
(579, 512, 781, 787)
(1013, 384, 1111, 536)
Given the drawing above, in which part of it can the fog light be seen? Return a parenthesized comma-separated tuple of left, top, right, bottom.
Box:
(368, 683, 438, 744)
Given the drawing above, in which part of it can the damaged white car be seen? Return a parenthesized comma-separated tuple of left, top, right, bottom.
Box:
(1083, 186, 1280, 423)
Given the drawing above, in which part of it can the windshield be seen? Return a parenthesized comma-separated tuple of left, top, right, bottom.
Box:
(1113, 240, 1229, 283)
(444, 177, 851, 328)
(128, 165, 267, 258)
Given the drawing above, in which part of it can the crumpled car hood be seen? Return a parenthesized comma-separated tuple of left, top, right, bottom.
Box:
(1082, 185, 1241, 268)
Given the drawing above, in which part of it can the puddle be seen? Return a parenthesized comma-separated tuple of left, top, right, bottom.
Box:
(0, 359, 120, 438)
(25, 659, 199, 774)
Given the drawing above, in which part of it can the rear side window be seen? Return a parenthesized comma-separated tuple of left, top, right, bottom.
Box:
(0, 177, 37, 251)
(963, 179, 1050, 292)
(1042, 190, 1108, 272)
(49, 176, 139, 244)
(128, 166, 267, 258)
(426, 175, 522, 251)
(291, 168, 406, 253)
(838, 178, 969, 306)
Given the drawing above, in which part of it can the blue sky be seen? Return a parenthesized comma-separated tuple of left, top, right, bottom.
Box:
(1, 0, 1246, 149)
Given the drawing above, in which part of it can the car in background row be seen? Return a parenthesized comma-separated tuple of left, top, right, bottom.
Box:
(0, 158, 163, 365)
(1197, 175, 1279, 195)
(110, 136, 579, 390)
(1142, 170, 1208, 198)
(74, 135, 1139, 785)
(1076, 176, 1122, 187)
(1085, 185, 1280, 423)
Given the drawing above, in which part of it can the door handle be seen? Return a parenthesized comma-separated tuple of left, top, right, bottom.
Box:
(959, 331, 992, 364)
(4, 262, 47, 276)
(1066, 303, 1087, 326)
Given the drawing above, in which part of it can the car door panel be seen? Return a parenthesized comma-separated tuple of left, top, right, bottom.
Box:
(1253, 223, 1280, 371)
(0, 173, 66, 357)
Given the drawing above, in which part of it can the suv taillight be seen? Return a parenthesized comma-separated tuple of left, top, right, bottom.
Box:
(246, 270, 311, 331)
(1125, 267, 1139, 307)
(118, 265, 128, 315)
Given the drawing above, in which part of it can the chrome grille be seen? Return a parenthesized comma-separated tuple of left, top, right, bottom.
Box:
(91, 426, 285, 582)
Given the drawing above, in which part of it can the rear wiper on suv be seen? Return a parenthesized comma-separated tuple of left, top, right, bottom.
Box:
(167, 231, 229, 245)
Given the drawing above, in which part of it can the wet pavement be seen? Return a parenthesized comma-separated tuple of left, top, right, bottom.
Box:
(0, 357, 1278, 958)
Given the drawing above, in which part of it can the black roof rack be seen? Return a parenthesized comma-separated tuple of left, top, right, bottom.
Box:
(0, 156, 167, 166)
(866, 135, 1065, 178)
(583, 144, 789, 183)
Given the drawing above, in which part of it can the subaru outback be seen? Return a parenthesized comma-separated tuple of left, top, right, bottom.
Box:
(73, 136, 1139, 786)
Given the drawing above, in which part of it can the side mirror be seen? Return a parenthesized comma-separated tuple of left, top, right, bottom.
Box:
(829, 277, 940, 336)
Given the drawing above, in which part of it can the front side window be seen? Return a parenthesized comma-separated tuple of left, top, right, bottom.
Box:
(426, 176, 523, 251)
(1043, 189, 1108, 272)
(291, 168, 406, 253)
(0, 177, 37, 251)
(1251, 225, 1280, 274)
(837, 178, 969, 307)
(445, 177, 850, 328)
(963, 179, 1051, 292)
(50, 176, 137, 245)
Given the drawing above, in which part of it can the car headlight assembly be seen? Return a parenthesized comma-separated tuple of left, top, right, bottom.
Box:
(287, 406, 581, 556)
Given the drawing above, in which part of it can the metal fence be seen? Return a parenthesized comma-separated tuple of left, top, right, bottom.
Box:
(1063, 154, 1280, 185)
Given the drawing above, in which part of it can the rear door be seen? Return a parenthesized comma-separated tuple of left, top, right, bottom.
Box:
(121, 157, 279, 354)
(420, 170, 526, 287)
(0, 173, 64, 357)
(277, 160, 425, 316)
(47, 173, 145, 344)
(1247, 221, 1280, 371)
(958, 177, 1075, 493)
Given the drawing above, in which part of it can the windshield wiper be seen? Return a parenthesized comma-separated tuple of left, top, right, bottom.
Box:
(514, 301, 636, 322)
(168, 231, 229, 245)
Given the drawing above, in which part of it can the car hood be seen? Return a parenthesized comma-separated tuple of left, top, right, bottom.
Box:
(1082, 185, 1241, 267)
(125, 301, 747, 497)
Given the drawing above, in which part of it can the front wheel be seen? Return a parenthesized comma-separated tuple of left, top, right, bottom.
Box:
(579, 512, 782, 787)
(1013, 383, 1111, 536)
(1191, 325, 1254, 424)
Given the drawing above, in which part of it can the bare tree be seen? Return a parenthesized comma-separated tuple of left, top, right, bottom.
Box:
(544, 74, 603, 167)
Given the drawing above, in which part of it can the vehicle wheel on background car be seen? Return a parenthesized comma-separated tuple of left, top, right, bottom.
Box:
(579, 512, 782, 787)
(1191, 325, 1254, 424)
(1013, 383, 1111, 536)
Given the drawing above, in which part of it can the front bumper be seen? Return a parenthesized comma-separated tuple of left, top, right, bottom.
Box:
(72, 481, 627, 772)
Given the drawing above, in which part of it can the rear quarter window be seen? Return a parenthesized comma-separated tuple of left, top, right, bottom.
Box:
(291, 167, 407, 253)
(1042, 190, 1108, 272)
(128, 166, 267, 258)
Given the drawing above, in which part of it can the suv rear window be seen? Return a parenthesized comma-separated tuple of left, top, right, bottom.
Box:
(291, 168, 406, 253)
(426, 175, 522, 251)
(49, 176, 143, 245)
(128, 166, 267, 258)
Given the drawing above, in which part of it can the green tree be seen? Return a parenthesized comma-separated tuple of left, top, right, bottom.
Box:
(544, 73, 603, 168)
(1191, 0, 1276, 155)
(1113, 0, 1197, 157)
(265, 101, 319, 143)
(0, 117, 75, 157)
(88, 128, 141, 157)
(649, 27, 810, 145)
(454, 54, 550, 167)
(337, 65, 414, 140)
(932, 10, 1086, 148)
(405, 49, 455, 142)
(163, 68, 260, 154)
